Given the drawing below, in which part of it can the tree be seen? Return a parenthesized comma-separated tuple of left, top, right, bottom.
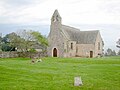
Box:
(106, 48, 113, 56)
(112, 50, 116, 56)
(118, 50, 120, 55)
(31, 31, 48, 52)
(1, 43, 15, 51)
(7, 32, 25, 52)
(16, 30, 48, 52)
(16, 30, 35, 52)
(1, 30, 48, 52)
(0, 35, 2, 51)
(116, 39, 120, 48)
(105, 48, 116, 56)
(31, 31, 48, 46)
(1, 33, 17, 51)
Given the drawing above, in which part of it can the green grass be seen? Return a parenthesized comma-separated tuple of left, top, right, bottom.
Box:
(0, 56, 120, 90)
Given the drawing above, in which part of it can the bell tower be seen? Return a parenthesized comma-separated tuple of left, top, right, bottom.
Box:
(51, 9, 62, 24)
(50, 9, 62, 37)
(48, 9, 63, 57)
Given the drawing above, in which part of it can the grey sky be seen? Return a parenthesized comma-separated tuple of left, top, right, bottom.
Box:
(0, 0, 120, 52)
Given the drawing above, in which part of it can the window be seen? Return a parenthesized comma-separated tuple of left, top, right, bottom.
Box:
(71, 43, 73, 49)
(98, 42, 100, 50)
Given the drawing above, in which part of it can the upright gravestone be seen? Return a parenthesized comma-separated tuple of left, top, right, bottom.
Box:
(74, 76, 83, 86)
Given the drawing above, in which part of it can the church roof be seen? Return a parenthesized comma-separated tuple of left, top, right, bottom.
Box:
(62, 25, 99, 44)
(62, 25, 80, 40)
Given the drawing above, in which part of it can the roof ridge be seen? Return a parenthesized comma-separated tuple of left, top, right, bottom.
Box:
(80, 30, 99, 32)
(62, 25, 80, 32)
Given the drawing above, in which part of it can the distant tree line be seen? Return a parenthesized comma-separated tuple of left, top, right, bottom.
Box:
(105, 38, 120, 56)
(116, 38, 120, 55)
(116, 38, 120, 48)
(0, 30, 48, 53)
(105, 48, 117, 56)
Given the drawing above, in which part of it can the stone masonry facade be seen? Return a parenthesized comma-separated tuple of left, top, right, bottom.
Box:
(47, 10, 104, 58)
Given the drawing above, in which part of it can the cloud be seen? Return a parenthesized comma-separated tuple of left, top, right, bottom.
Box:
(0, 0, 45, 8)
(0, 0, 120, 25)
(59, 0, 120, 25)
(0, 0, 47, 24)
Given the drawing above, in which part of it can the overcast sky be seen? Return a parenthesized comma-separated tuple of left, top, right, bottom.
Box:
(0, 0, 120, 52)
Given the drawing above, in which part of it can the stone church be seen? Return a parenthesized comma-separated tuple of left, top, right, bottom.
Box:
(47, 10, 104, 58)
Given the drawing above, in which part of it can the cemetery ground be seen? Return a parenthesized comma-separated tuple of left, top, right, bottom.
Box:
(0, 56, 120, 90)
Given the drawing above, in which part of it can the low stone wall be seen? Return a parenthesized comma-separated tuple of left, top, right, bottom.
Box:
(0, 52, 47, 58)
(18, 52, 47, 58)
(0, 52, 18, 58)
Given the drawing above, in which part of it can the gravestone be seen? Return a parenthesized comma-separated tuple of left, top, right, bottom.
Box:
(74, 76, 83, 86)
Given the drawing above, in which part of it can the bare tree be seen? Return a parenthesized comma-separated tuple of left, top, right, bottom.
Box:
(16, 30, 48, 52)
(16, 30, 35, 52)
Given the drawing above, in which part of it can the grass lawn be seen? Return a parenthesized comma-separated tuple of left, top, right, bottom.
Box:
(0, 56, 120, 90)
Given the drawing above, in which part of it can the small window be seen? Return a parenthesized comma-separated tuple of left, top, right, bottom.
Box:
(76, 46, 78, 53)
(71, 43, 73, 49)
(98, 42, 100, 50)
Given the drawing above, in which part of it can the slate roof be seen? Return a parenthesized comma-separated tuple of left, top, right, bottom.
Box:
(62, 25, 99, 44)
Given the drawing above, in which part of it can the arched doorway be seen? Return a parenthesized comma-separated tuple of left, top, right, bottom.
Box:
(53, 48, 57, 57)
(90, 51, 93, 58)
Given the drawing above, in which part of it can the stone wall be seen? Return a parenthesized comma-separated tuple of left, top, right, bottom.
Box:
(76, 44, 95, 57)
(18, 52, 47, 58)
(0, 52, 18, 58)
(47, 19, 65, 57)
(0, 52, 47, 58)
(94, 32, 104, 57)
(67, 41, 77, 57)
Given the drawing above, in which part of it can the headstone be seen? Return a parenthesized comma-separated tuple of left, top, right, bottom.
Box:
(74, 76, 83, 86)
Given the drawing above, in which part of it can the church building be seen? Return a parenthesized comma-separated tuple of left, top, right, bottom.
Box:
(47, 10, 104, 58)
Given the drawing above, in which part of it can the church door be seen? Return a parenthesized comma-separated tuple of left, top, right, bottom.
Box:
(90, 51, 93, 58)
(53, 48, 57, 57)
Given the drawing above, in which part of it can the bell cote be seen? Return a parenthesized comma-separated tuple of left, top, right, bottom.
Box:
(51, 9, 62, 23)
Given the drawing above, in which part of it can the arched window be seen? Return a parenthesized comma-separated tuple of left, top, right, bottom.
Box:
(71, 43, 73, 49)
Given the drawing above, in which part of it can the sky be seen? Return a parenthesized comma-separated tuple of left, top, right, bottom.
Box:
(0, 0, 120, 52)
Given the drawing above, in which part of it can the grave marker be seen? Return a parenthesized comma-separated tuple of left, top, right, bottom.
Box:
(74, 76, 83, 86)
